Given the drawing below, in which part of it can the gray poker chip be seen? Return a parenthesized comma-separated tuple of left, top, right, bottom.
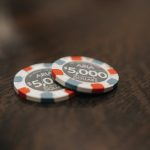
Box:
(52, 56, 119, 93)
(13, 63, 74, 103)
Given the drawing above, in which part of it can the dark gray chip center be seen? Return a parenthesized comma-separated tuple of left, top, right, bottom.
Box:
(62, 62, 108, 83)
(25, 69, 62, 91)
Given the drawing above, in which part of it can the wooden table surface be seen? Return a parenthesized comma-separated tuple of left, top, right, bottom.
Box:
(0, 0, 150, 150)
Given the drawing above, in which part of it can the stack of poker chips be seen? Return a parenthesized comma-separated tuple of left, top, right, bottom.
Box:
(13, 56, 119, 103)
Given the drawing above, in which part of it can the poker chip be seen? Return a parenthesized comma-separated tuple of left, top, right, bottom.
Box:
(13, 63, 74, 103)
(52, 56, 119, 93)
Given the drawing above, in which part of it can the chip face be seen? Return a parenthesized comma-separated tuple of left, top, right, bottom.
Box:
(13, 63, 74, 103)
(52, 56, 119, 93)
(25, 69, 62, 91)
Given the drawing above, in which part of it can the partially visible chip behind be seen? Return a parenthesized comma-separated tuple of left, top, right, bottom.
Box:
(52, 56, 119, 93)
(13, 63, 74, 103)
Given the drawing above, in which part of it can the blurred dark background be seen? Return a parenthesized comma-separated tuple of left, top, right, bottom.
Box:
(0, 0, 150, 150)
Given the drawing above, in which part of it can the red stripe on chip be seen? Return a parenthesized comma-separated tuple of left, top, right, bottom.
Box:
(108, 68, 117, 74)
(91, 83, 104, 93)
(65, 89, 75, 97)
(23, 66, 32, 72)
(52, 69, 64, 79)
(71, 56, 82, 61)
(18, 87, 30, 98)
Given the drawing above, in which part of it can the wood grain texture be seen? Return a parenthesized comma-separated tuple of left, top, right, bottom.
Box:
(0, 0, 150, 150)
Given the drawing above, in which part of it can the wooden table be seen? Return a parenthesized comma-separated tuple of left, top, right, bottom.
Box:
(0, 1, 150, 150)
